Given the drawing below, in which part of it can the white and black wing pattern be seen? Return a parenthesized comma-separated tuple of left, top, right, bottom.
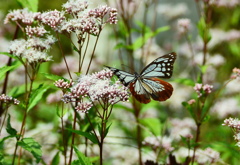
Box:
(129, 77, 173, 104)
(140, 52, 177, 78)
(105, 66, 136, 86)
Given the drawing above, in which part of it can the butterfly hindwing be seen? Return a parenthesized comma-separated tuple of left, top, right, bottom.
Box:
(129, 78, 173, 103)
(141, 52, 176, 79)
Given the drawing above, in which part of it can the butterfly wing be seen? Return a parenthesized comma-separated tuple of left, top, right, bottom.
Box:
(140, 52, 176, 78)
(105, 66, 136, 86)
(129, 78, 173, 104)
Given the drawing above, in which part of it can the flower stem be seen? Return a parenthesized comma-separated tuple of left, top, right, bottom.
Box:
(68, 109, 77, 165)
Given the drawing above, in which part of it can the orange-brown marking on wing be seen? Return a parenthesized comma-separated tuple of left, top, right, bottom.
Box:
(148, 78, 173, 101)
(129, 82, 151, 104)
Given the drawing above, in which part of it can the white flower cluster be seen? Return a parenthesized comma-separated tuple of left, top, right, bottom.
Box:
(62, 69, 129, 113)
(0, 94, 20, 105)
(9, 35, 56, 63)
(223, 117, 240, 147)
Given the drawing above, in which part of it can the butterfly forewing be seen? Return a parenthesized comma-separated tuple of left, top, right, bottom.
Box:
(105, 66, 136, 86)
(140, 52, 176, 79)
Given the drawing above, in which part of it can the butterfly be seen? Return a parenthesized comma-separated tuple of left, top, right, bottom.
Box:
(106, 52, 177, 104)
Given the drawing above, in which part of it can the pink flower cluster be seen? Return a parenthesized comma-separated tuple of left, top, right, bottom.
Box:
(61, 2, 118, 35)
(25, 26, 47, 37)
(223, 117, 240, 129)
(0, 94, 20, 105)
(177, 18, 191, 35)
(4, 8, 41, 25)
(62, 69, 129, 113)
(39, 10, 65, 31)
(223, 117, 240, 147)
(62, 0, 88, 14)
(54, 79, 74, 89)
(231, 67, 240, 79)
(193, 83, 213, 97)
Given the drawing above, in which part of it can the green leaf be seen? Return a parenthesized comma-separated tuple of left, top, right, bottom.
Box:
(66, 128, 98, 144)
(17, 0, 38, 12)
(17, 137, 42, 163)
(197, 17, 211, 43)
(56, 104, 67, 118)
(73, 146, 92, 165)
(174, 78, 195, 86)
(182, 101, 196, 120)
(0, 52, 19, 60)
(41, 73, 68, 82)
(0, 135, 16, 150)
(0, 60, 21, 80)
(6, 114, 17, 136)
(71, 160, 81, 165)
(126, 26, 170, 50)
(104, 123, 112, 138)
(139, 118, 162, 136)
(51, 152, 60, 165)
(27, 84, 50, 112)
(211, 142, 240, 164)
(199, 65, 208, 74)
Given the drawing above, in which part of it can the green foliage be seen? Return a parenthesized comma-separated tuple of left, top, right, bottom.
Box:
(0, 60, 21, 80)
(17, 0, 38, 12)
(41, 73, 69, 82)
(197, 17, 212, 43)
(174, 78, 195, 86)
(66, 128, 99, 144)
(72, 146, 93, 165)
(211, 142, 240, 164)
(51, 152, 60, 165)
(115, 25, 169, 50)
(6, 114, 17, 136)
(27, 84, 50, 112)
(140, 118, 162, 136)
(17, 137, 42, 163)
(56, 104, 68, 118)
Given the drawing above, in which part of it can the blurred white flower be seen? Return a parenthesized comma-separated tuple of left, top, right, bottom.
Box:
(211, 98, 240, 119)
(173, 147, 222, 164)
(169, 118, 196, 141)
(177, 18, 191, 35)
(210, 0, 240, 8)
(134, 38, 165, 64)
(157, 3, 188, 20)
(143, 135, 174, 152)
(209, 29, 240, 48)
(195, 148, 221, 164)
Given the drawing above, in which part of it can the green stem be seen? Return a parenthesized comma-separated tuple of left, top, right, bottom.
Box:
(68, 109, 77, 165)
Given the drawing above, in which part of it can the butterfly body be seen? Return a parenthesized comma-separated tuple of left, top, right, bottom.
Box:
(106, 52, 176, 104)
